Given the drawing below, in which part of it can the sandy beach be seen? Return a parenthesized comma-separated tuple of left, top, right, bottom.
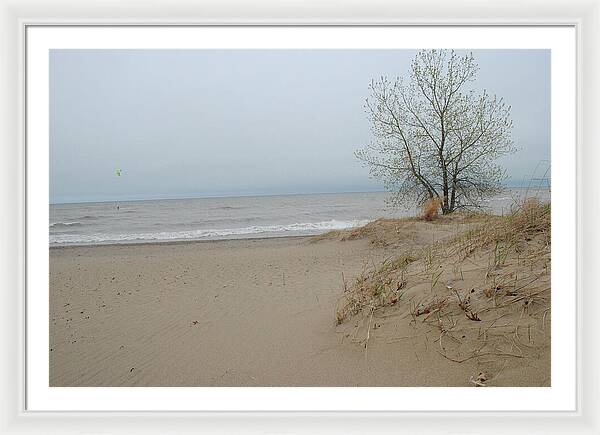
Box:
(50, 208, 550, 387)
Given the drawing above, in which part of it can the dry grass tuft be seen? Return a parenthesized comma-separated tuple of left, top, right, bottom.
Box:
(421, 197, 442, 221)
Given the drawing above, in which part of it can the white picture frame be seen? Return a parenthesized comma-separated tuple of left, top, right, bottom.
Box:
(1, 0, 598, 433)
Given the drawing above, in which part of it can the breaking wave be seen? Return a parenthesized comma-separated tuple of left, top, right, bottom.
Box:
(49, 219, 370, 245)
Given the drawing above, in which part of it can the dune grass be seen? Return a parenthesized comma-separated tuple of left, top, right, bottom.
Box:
(334, 198, 550, 324)
(333, 199, 550, 380)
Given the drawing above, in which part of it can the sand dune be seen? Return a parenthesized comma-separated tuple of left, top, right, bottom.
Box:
(50, 211, 550, 387)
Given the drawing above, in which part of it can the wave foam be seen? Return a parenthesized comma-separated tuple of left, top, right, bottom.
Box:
(50, 219, 370, 245)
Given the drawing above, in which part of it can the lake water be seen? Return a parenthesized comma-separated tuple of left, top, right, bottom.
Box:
(49, 188, 550, 246)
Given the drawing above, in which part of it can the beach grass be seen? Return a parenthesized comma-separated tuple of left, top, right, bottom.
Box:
(330, 199, 550, 384)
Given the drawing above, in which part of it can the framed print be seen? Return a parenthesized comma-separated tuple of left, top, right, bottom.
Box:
(0, 0, 599, 434)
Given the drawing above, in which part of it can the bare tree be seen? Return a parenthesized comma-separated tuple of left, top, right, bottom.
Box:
(356, 49, 515, 214)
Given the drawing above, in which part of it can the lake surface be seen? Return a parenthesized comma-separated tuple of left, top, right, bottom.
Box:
(50, 188, 549, 246)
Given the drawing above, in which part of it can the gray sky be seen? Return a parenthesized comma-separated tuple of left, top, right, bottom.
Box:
(50, 49, 550, 203)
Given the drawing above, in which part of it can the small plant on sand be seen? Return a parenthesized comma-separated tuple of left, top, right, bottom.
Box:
(387, 252, 417, 271)
(453, 289, 471, 312)
(492, 240, 511, 268)
(430, 269, 443, 292)
(409, 297, 449, 324)
(465, 310, 481, 321)
(335, 252, 416, 324)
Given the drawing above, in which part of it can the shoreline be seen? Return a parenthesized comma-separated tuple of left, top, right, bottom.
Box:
(50, 191, 551, 249)
(49, 233, 315, 250)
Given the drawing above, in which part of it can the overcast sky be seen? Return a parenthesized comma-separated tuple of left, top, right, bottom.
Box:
(50, 49, 550, 204)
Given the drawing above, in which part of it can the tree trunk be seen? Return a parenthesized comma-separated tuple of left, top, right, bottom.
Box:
(449, 176, 457, 213)
(441, 170, 450, 214)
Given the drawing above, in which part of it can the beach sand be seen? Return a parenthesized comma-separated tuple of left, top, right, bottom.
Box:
(50, 219, 550, 387)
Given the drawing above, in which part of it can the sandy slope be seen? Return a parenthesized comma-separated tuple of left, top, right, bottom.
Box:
(50, 227, 549, 387)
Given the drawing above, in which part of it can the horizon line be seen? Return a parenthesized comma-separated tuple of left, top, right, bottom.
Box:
(50, 189, 390, 205)
(49, 183, 546, 205)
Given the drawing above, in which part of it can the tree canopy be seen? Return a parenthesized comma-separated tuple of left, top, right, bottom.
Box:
(356, 49, 515, 214)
